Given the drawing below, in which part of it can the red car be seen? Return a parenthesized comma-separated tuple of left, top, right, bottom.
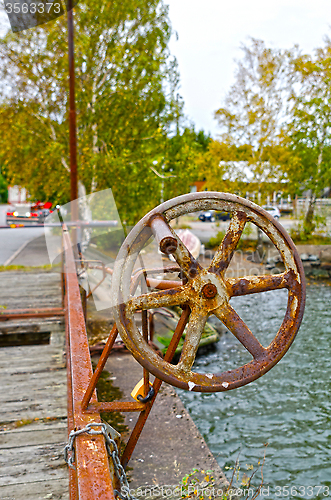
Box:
(6, 202, 52, 226)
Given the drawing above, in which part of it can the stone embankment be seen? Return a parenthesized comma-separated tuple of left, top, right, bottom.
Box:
(264, 244, 331, 279)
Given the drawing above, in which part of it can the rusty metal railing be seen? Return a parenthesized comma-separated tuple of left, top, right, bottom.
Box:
(63, 226, 116, 500)
(0, 219, 174, 496)
(62, 224, 184, 497)
(61, 222, 193, 500)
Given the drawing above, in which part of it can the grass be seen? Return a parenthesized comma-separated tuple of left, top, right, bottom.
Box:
(290, 233, 331, 245)
(205, 230, 226, 249)
(0, 264, 54, 272)
(175, 223, 193, 230)
(175, 445, 268, 499)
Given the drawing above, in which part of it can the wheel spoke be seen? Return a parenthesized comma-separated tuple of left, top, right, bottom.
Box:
(215, 305, 266, 360)
(176, 308, 208, 372)
(209, 211, 247, 275)
(128, 285, 188, 312)
(227, 271, 290, 297)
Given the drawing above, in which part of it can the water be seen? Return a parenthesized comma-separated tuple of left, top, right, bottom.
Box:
(177, 284, 331, 499)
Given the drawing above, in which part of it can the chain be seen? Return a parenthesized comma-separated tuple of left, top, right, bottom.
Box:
(64, 422, 138, 500)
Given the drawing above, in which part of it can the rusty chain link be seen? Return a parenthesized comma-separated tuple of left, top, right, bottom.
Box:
(64, 422, 138, 500)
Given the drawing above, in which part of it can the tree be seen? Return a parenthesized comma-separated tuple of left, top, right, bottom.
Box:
(283, 40, 331, 232)
(200, 140, 258, 196)
(159, 127, 212, 202)
(214, 38, 295, 191)
(0, 0, 182, 223)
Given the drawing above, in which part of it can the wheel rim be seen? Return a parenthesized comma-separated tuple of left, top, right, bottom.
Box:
(112, 192, 306, 392)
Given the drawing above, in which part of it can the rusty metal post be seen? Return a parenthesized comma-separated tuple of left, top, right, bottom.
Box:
(67, 1, 78, 207)
(61, 235, 65, 309)
(67, 0, 78, 257)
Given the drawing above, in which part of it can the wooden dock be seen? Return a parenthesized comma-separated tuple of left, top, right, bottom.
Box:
(0, 271, 68, 500)
(0, 268, 230, 499)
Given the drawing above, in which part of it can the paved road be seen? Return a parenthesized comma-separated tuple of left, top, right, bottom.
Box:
(0, 205, 45, 265)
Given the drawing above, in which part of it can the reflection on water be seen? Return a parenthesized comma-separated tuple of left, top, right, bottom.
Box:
(177, 285, 331, 499)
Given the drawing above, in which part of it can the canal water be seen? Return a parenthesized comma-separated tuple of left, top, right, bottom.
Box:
(177, 284, 331, 499)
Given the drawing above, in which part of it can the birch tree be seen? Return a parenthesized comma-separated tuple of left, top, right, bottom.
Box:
(284, 40, 331, 232)
(214, 38, 294, 187)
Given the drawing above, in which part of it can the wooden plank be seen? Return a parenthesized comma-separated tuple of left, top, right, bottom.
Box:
(0, 324, 63, 339)
(0, 439, 66, 466)
(0, 478, 69, 500)
(0, 344, 64, 359)
(0, 378, 66, 398)
(0, 273, 61, 284)
(0, 365, 65, 376)
(0, 461, 68, 487)
(0, 274, 62, 319)
(0, 404, 67, 424)
(0, 423, 67, 448)
(0, 271, 63, 342)
(0, 345, 65, 368)
(0, 372, 67, 392)
(0, 391, 67, 410)
(0, 389, 67, 408)
(0, 350, 65, 365)
(0, 351, 65, 365)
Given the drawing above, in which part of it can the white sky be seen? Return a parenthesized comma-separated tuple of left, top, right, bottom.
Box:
(166, 0, 331, 137)
(1, 1, 330, 138)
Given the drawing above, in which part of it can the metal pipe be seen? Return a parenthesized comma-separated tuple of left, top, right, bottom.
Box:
(81, 325, 118, 410)
(67, 0, 78, 208)
(121, 306, 190, 468)
(0, 308, 64, 321)
(149, 215, 178, 255)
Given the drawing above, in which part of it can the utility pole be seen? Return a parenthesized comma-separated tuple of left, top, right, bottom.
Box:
(67, 0, 78, 217)
(67, 0, 79, 255)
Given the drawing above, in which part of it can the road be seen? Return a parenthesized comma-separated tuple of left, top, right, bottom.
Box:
(185, 218, 298, 244)
(0, 205, 45, 265)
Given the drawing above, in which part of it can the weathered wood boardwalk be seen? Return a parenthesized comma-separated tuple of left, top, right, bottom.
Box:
(0, 271, 64, 347)
(0, 265, 230, 499)
(0, 271, 68, 500)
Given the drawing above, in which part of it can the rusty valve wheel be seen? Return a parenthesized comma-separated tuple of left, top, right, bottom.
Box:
(112, 192, 306, 392)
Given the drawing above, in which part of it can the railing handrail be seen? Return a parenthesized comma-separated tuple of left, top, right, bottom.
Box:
(63, 224, 116, 500)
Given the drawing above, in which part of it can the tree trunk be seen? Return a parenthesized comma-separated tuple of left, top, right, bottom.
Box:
(304, 145, 323, 236)
(304, 193, 316, 235)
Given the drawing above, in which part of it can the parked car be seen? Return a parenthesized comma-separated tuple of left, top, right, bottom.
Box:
(198, 210, 215, 222)
(215, 211, 231, 221)
(6, 201, 52, 225)
(262, 205, 281, 219)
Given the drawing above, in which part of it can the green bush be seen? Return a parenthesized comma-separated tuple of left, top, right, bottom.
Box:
(0, 173, 8, 203)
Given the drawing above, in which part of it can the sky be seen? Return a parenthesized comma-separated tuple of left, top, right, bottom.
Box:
(0, 0, 330, 137)
(166, 0, 331, 137)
